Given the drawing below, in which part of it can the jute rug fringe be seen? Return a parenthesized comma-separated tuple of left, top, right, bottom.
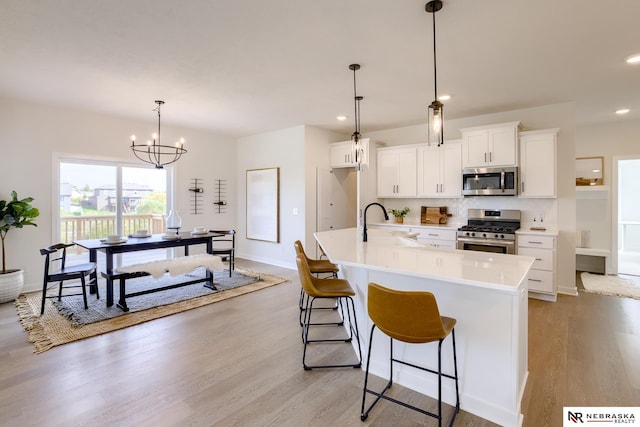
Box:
(15, 295, 54, 353)
(14, 267, 288, 354)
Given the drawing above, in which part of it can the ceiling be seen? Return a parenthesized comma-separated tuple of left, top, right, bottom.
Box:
(1, 0, 638, 138)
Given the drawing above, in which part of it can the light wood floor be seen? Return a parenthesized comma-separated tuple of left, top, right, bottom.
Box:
(1, 261, 638, 427)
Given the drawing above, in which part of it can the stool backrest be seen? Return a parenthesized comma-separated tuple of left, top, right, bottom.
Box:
(295, 253, 321, 297)
(368, 282, 446, 343)
(293, 240, 309, 261)
(40, 243, 72, 277)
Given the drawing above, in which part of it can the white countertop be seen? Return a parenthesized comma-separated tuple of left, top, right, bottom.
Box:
(314, 228, 535, 293)
(516, 228, 559, 236)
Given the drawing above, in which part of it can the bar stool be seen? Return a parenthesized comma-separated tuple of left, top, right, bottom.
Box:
(360, 282, 460, 426)
(294, 240, 339, 325)
(295, 253, 362, 370)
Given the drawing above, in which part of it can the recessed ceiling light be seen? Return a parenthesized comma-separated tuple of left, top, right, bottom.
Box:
(438, 94, 451, 101)
(616, 109, 630, 115)
(625, 54, 640, 64)
(336, 115, 347, 121)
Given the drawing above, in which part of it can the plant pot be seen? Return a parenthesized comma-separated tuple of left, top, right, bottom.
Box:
(396, 217, 404, 224)
(0, 269, 24, 303)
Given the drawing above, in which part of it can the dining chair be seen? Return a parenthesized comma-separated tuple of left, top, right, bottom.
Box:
(39, 243, 98, 315)
(209, 230, 235, 277)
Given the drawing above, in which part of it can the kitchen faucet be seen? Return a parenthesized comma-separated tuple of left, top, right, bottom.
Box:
(363, 202, 388, 242)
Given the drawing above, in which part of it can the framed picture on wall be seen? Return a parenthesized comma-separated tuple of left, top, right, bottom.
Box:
(246, 167, 280, 243)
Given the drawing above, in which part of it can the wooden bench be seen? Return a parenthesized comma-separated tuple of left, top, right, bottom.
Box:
(103, 254, 224, 312)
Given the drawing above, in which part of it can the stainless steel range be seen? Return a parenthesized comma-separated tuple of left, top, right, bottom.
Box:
(456, 209, 521, 255)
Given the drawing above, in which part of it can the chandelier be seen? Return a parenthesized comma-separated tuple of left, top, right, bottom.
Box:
(349, 63, 364, 168)
(426, 0, 444, 147)
(130, 100, 187, 169)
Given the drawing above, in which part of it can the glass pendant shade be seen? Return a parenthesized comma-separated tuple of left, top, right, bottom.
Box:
(428, 99, 444, 146)
(351, 131, 363, 164)
(165, 209, 182, 234)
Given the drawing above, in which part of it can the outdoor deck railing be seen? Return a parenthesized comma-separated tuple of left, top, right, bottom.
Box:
(61, 214, 166, 245)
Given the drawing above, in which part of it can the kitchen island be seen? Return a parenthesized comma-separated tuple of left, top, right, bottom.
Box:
(314, 227, 535, 427)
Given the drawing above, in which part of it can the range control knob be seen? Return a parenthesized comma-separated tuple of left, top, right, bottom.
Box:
(494, 234, 499, 239)
(500, 234, 505, 239)
(471, 232, 475, 237)
(482, 233, 487, 238)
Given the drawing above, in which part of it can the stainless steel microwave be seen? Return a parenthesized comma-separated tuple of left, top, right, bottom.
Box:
(462, 167, 518, 196)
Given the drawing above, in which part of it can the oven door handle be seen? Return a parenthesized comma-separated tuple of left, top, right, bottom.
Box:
(456, 237, 515, 247)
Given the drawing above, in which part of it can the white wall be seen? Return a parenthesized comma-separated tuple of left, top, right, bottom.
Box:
(0, 96, 235, 292)
(235, 125, 346, 269)
(368, 102, 577, 295)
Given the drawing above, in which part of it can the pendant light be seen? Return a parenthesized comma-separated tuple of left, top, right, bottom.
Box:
(426, 0, 444, 147)
(130, 100, 187, 169)
(349, 63, 364, 168)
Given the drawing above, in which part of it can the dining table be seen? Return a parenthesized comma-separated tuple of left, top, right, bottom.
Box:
(73, 231, 218, 308)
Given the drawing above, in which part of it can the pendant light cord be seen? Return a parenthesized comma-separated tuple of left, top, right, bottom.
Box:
(432, 7, 438, 99)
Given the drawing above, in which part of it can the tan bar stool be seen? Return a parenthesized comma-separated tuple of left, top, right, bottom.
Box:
(360, 282, 460, 426)
(294, 240, 339, 325)
(295, 253, 362, 370)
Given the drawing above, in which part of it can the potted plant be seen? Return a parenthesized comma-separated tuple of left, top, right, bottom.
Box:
(0, 191, 39, 303)
(388, 207, 410, 224)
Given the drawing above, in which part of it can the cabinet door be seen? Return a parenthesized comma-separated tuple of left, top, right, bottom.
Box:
(519, 132, 557, 198)
(377, 147, 416, 197)
(488, 126, 518, 166)
(330, 141, 352, 167)
(440, 143, 462, 197)
(377, 149, 399, 197)
(462, 130, 489, 167)
(395, 148, 417, 197)
(417, 146, 440, 197)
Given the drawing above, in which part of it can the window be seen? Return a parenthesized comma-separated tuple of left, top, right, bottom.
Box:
(58, 158, 169, 243)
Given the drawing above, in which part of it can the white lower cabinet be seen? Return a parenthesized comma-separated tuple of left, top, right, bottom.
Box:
(517, 233, 556, 301)
(417, 228, 457, 250)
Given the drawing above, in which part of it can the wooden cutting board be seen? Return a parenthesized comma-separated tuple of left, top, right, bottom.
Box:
(421, 206, 448, 224)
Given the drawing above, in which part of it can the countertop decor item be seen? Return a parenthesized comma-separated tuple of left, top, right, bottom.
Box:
(388, 207, 410, 223)
(0, 191, 39, 303)
(420, 206, 449, 224)
(130, 100, 187, 169)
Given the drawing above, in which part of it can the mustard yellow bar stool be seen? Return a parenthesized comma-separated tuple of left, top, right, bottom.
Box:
(360, 282, 460, 426)
(295, 253, 362, 370)
(294, 240, 339, 325)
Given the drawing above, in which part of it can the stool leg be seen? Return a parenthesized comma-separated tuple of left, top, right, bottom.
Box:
(452, 328, 460, 413)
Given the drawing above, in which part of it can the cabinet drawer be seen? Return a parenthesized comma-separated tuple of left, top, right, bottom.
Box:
(518, 235, 555, 249)
(526, 269, 554, 293)
(517, 247, 553, 271)
(418, 238, 456, 250)
(417, 229, 457, 241)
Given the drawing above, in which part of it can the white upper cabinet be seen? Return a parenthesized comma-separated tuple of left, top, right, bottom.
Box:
(461, 122, 521, 167)
(519, 129, 559, 198)
(330, 138, 370, 168)
(377, 146, 417, 197)
(417, 140, 462, 198)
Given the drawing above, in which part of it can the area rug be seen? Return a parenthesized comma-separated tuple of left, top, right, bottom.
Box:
(581, 272, 640, 300)
(15, 267, 288, 353)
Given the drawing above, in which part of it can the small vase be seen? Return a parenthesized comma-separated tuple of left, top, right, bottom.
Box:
(396, 217, 404, 224)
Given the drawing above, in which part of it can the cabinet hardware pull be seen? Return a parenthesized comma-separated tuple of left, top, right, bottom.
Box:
(535, 258, 542, 261)
(489, 152, 492, 162)
(528, 278, 542, 282)
(484, 152, 487, 162)
(428, 233, 438, 236)
(528, 241, 542, 244)
(522, 182, 525, 192)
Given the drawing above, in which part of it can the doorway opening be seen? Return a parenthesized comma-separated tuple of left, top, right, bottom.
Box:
(617, 157, 640, 276)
